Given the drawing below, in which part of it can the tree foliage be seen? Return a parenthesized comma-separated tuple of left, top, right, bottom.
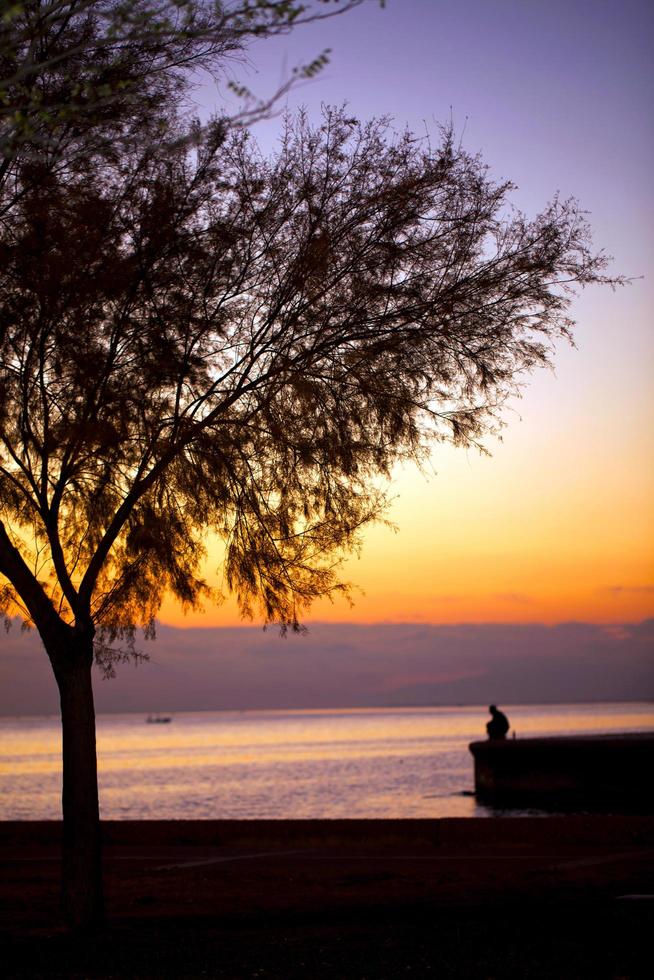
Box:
(0, 0, 370, 170)
(0, 105, 619, 655)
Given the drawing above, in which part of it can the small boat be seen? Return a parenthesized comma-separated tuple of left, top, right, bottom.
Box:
(146, 714, 172, 724)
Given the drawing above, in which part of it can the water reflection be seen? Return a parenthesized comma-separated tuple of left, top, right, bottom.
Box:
(1, 702, 652, 819)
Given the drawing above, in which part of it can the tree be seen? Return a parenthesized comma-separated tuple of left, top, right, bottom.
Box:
(0, 0, 372, 171)
(0, 104, 618, 928)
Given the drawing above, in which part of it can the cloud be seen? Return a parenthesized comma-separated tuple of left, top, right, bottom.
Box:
(601, 625, 633, 642)
(1, 619, 653, 715)
(377, 667, 488, 693)
(600, 585, 654, 596)
(493, 592, 533, 604)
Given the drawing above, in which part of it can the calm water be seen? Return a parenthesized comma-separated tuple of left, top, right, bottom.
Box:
(1, 702, 652, 820)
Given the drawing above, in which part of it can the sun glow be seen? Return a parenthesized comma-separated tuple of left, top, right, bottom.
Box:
(160, 397, 654, 629)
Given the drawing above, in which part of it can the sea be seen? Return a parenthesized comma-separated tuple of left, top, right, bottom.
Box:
(1, 702, 652, 821)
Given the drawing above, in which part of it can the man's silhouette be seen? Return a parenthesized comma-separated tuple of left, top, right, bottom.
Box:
(486, 704, 510, 739)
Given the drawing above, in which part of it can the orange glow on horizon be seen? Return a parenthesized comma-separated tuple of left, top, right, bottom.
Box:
(159, 394, 654, 629)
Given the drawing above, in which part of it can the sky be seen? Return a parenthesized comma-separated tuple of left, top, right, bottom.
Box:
(2, 620, 652, 715)
(2, 0, 653, 713)
(156, 0, 654, 629)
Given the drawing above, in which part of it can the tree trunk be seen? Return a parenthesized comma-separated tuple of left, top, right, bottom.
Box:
(53, 636, 104, 930)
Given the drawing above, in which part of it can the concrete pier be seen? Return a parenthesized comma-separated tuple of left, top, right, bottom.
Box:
(469, 732, 654, 811)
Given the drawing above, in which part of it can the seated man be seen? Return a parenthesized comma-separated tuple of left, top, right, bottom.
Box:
(486, 704, 510, 739)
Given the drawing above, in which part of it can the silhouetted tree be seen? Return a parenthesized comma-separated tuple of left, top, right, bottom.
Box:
(0, 104, 618, 927)
(1, 0, 372, 173)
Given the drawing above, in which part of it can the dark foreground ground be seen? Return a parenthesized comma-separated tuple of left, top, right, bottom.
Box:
(1, 817, 653, 979)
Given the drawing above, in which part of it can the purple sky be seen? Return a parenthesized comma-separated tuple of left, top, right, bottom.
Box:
(2, 620, 652, 715)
